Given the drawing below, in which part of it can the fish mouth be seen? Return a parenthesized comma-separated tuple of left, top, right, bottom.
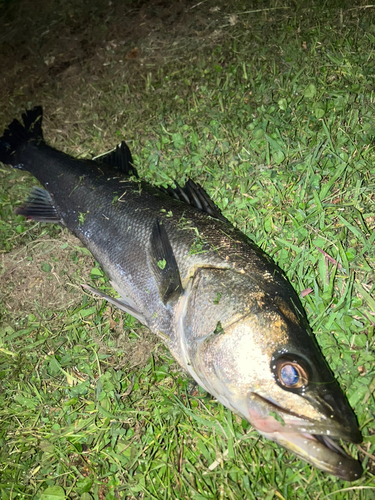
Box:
(248, 393, 362, 481)
(263, 431, 363, 481)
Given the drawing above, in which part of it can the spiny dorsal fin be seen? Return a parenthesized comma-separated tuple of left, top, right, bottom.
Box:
(158, 179, 228, 223)
(148, 219, 182, 305)
(16, 187, 61, 223)
(95, 141, 138, 177)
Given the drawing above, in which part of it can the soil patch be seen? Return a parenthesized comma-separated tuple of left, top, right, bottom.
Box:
(0, 0, 224, 117)
(0, 233, 93, 319)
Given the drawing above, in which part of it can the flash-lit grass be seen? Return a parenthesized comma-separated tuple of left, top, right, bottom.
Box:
(1, 1, 375, 499)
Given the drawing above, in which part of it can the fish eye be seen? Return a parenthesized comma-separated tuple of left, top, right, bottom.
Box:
(281, 364, 299, 386)
(275, 358, 309, 389)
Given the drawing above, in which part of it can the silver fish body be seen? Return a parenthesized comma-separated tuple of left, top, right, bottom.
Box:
(0, 107, 362, 480)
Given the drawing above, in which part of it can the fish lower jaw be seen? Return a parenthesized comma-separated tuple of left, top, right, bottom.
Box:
(247, 398, 362, 480)
(258, 429, 362, 481)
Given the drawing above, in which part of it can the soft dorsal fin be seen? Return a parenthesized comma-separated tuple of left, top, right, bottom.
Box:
(94, 141, 138, 177)
(159, 179, 228, 223)
(148, 219, 183, 305)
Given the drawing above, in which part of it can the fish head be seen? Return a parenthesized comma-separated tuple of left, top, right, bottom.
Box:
(178, 267, 362, 480)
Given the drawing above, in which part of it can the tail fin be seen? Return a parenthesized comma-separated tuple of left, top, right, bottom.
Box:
(0, 106, 44, 166)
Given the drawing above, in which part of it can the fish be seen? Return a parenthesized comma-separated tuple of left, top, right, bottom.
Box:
(0, 107, 363, 481)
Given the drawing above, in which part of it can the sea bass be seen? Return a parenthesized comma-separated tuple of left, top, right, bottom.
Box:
(0, 107, 362, 480)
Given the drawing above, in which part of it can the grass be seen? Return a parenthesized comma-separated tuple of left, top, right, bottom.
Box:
(1, 0, 375, 498)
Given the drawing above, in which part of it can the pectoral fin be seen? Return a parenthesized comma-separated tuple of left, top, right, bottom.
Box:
(148, 219, 183, 305)
(82, 284, 146, 324)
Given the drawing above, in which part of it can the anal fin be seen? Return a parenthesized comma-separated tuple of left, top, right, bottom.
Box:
(16, 187, 61, 223)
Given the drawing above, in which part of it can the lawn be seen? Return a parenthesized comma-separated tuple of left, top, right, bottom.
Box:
(0, 0, 374, 498)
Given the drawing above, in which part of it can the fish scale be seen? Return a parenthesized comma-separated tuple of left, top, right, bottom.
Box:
(0, 106, 363, 481)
